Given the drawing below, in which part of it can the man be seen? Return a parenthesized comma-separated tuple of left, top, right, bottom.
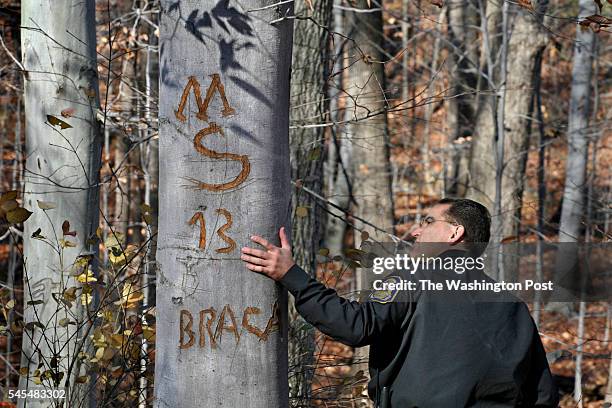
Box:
(241, 198, 558, 407)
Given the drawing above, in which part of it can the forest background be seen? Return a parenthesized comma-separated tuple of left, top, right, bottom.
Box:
(0, 0, 610, 406)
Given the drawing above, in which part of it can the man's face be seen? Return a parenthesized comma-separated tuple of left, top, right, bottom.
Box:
(410, 204, 461, 243)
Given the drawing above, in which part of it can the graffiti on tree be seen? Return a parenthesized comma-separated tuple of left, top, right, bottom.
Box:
(179, 303, 281, 350)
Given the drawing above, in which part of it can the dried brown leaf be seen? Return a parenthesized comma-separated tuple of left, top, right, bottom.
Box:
(7, 207, 32, 224)
(60, 108, 76, 118)
(62, 220, 77, 236)
(47, 115, 73, 130)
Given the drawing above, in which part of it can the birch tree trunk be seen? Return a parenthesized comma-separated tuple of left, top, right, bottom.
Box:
(154, 1, 293, 407)
(19, 1, 101, 406)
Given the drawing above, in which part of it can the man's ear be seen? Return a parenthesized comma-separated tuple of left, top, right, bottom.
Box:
(450, 225, 465, 244)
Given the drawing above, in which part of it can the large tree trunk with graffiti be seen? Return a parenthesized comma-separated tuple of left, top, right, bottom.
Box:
(154, 1, 293, 407)
(18, 0, 101, 406)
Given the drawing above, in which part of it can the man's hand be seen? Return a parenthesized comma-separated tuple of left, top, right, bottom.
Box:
(241, 227, 295, 281)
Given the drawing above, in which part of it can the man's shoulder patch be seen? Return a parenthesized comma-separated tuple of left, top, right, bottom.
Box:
(369, 275, 402, 304)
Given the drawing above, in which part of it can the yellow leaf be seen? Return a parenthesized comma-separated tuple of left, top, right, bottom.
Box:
(19, 367, 29, 376)
(95, 347, 105, 360)
(76, 375, 89, 383)
(109, 334, 125, 348)
(296, 206, 309, 218)
(104, 232, 125, 249)
(33, 376, 42, 385)
(81, 293, 92, 305)
(60, 239, 77, 248)
(109, 244, 136, 266)
(5, 299, 15, 310)
(6, 207, 32, 224)
(143, 326, 156, 342)
(76, 269, 97, 283)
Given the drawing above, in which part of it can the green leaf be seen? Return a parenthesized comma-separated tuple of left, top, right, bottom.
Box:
(6, 207, 33, 224)
(47, 115, 73, 129)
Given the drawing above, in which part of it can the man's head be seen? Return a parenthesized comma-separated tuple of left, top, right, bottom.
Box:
(410, 198, 491, 255)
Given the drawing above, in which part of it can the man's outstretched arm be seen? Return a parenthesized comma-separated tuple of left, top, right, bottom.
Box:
(240, 227, 410, 347)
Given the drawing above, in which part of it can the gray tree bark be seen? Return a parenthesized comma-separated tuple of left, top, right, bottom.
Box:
(288, 0, 332, 404)
(19, 0, 101, 406)
(467, 2, 549, 240)
(154, 1, 293, 407)
(558, 0, 596, 243)
(557, 1, 596, 403)
(446, 0, 479, 195)
(345, 1, 395, 402)
(324, 1, 352, 257)
(346, 1, 395, 244)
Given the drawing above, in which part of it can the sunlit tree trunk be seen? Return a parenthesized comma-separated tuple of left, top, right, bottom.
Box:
(468, 2, 548, 242)
(19, 0, 101, 406)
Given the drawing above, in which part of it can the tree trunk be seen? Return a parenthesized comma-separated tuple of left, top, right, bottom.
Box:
(19, 0, 101, 406)
(558, 0, 596, 243)
(446, 0, 478, 196)
(468, 3, 548, 240)
(288, 0, 332, 404)
(154, 1, 293, 407)
(345, 1, 395, 403)
(346, 2, 395, 243)
(324, 1, 352, 257)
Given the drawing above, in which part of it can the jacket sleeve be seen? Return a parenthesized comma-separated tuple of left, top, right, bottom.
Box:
(279, 264, 412, 347)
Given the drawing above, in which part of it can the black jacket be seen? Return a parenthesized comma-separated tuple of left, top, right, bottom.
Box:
(279, 255, 559, 407)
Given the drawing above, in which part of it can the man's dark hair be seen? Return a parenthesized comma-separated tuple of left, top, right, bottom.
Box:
(437, 198, 491, 255)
